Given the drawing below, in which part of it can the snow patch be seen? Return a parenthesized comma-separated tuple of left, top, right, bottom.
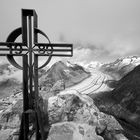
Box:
(66, 61, 75, 67)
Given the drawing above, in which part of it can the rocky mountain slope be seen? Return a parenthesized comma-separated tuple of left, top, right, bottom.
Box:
(0, 61, 90, 98)
(0, 78, 21, 99)
(92, 62, 140, 140)
(0, 63, 15, 76)
(100, 56, 140, 80)
(111, 64, 140, 127)
(0, 63, 22, 99)
(0, 89, 127, 140)
(40, 61, 90, 93)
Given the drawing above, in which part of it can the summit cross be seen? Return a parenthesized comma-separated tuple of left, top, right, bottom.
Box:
(0, 9, 73, 140)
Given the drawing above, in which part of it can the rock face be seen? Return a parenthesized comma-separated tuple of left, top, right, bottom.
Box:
(0, 92, 23, 140)
(0, 88, 127, 140)
(93, 64, 140, 139)
(111, 65, 140, 128)
(48, 122, 103, 140)
(48, 91, 98, 124)
(47, 91, 126, 140)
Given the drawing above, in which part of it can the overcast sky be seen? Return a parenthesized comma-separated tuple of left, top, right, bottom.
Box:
(0, 0, 140, 65)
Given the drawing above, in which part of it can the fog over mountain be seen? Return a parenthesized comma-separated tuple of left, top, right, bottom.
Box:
(1, 0, 140, 64)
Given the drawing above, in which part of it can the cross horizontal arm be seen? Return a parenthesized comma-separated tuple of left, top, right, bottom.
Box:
(35, 43, 72, 47)
(0, 48, 28, 51)
(34, 43, 73, 56)
(0, 42, 27, 51)
(0, 54, 25, 56)
(0, 42, 28, 55)
(33, 48, 72, 52)
(0, 42, 24, 46)
(36, 54, 73, 57)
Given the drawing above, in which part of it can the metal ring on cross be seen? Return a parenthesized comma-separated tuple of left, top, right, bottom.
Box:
(6, 27, 53, 70)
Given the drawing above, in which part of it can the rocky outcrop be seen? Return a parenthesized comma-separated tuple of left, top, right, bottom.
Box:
(0, 92, 22, 140)
(48, 122, 104, 140)
(48, 90, 98, 124)
(47, 90, 127, 140)
(0, 89, 128, 140)
(0, 87, 129, 140)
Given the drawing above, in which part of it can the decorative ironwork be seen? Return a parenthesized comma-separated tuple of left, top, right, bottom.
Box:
(0, 9, 73, 140)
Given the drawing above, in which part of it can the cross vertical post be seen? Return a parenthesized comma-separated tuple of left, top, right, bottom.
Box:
(28, 13, 34, 107)
(0, 9, 73, 140)
(18, 55, 29, 140)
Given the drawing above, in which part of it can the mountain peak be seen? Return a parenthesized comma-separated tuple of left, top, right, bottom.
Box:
(100, 55, 140, 80)
(40, 61, 90, 92)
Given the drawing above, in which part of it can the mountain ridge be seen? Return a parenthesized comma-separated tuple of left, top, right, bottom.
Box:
(92, 60, 140, 139)
(39, 61, 90, 93)
(99, 56, 140, 80)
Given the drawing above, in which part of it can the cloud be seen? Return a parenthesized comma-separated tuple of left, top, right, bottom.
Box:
(107, 39, 133, 56)
(62, 42, 110, 64)
(0, 0, 140, 64)
(8, 70, 22, 82)
(105, 37, 140, 58)
(65, 37, 140, 64)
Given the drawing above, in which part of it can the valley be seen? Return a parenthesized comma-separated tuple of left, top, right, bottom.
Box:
(66, 69, 112, 95)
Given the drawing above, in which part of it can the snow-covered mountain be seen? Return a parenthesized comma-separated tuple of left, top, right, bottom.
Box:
(100, 56, 140, 80)
(40, 61, 90, 93)
(85, 61, 103, 69)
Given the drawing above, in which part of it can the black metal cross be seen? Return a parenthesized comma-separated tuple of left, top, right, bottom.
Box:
(0, 9, 73, 140)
